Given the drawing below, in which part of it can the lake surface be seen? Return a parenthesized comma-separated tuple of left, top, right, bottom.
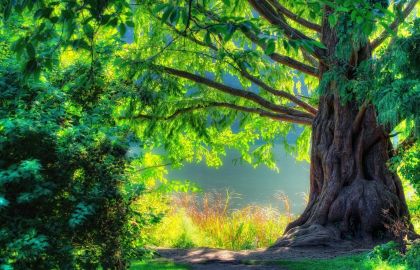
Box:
(168, 144, 309, 214)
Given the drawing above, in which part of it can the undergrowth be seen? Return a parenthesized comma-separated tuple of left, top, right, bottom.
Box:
(142, 178, 419, 252)
(145, 191, 292, 250)
(276, 241, 419, 270)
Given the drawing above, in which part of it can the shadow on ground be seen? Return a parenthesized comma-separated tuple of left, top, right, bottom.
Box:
(155, 246, 371, 270)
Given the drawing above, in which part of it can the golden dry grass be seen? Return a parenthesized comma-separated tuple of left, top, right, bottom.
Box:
(146, 191, 292, 250)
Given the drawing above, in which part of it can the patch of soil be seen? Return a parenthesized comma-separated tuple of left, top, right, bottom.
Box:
(155, 246, 371, 270)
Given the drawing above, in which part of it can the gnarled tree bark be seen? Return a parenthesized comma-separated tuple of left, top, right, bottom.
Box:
(274, 5, 414, 248)
(275, 97, 412, 248)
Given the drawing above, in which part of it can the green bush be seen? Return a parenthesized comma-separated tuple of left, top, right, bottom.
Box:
(0, 62, 150, 269)
(368, 241, 420, 270)
(368, 241, 402, 264)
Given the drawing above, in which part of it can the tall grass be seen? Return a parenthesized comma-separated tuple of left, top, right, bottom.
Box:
(146, 191, 292, 250)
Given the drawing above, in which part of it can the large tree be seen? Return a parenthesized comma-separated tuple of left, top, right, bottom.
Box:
(2, 0, 419, 248)
(127, 0, 419, 247)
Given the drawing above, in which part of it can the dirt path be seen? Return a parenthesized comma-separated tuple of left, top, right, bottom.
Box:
(155, 246, 371, 270)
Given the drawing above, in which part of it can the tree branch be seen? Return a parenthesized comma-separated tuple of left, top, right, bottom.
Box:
(267, 0, 321, 32)
(129, 101, 313, 125)
(191, 4, 320, 77)
(156, 18, 318, 114)
(239, 26, 319, 77)
(239, 68, 318, 115)
(302, 50, 319, 67)
(371, 0, 418, 50)
(247, 0, 326, 59)
(135, 162, 174, 172)
(156, 14, 218, 51)
(157, 65, 314, 119)
(392, 132, 417, 156)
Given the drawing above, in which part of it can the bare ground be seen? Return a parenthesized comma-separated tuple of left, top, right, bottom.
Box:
(155, 246, 371, 270)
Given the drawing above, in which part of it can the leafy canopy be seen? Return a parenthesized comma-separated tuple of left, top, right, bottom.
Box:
(1, 0, 419, 169)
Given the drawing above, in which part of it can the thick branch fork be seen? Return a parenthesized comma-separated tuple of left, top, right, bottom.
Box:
(247, 0, 326, 59)
(238, 26, 319, 77)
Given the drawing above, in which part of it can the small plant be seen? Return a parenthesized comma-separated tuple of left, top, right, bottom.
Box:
(382, 208, 413, 253)
(405, 240, 420, 270)
(368, 241, 402, 263)
(368, 240, 420, 269)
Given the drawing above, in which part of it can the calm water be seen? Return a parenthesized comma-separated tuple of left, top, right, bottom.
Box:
(168, 144, 310, 214)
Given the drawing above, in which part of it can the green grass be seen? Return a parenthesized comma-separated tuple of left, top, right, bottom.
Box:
(130, 260, 191, 270)
(130, 254, 413, 270)
(275, 254, 411, 270)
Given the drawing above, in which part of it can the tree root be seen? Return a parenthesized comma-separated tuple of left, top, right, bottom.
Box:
(272, 224, 356, 249)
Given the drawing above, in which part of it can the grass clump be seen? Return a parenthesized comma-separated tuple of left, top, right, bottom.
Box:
(130, 260, 190, 270)
(146, 191, 291, 250)
(276, 241, 419, 270)
(277, 254, 405, 270)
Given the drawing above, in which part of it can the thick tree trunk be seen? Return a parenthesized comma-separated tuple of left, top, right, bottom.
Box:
(274, 95, 413, 248)
(273, 5, 415, 248)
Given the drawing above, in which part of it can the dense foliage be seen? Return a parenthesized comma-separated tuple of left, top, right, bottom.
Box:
(2, 0, 418, 172)
(0, 62, 129, 268)
(0, 43, 165, 267)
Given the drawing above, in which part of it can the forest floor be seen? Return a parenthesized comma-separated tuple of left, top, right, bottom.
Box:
(153, 246, 371, 270)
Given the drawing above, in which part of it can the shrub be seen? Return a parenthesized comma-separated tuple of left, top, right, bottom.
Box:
(368, 240, 420, 269)
(0, 63, 149, 269)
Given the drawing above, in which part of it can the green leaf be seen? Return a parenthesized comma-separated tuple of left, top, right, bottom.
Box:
(351, 10, 357, 21)
(161, 5, 174, 23)
(153, 3, 168, 13)
(126, 20, 134, 27)
(311, 40, 327, 49)
(380, 22, 395, 35)
(204, 31, 211, 45)
(118, 23, 127, 37)
(169, 8, 180, 24)
(108, 17, 118, 27)
(71, 39, 90, 50)
(23, 58, 40, 79)
(283, 40, 290, 53)
(211, 24, 225, 34)
(328, 14, 338, 27)
(309, 11, 316, 19)
(264, 40, 275, 55)
(362, 23, 374, 35)
(223, 24, 235, 42)
(301, 41, 315, 54)
(12, 38, 26, 57)
(83, 23, 94, 39)
(34, 7, 53, 19)
(336, 7, 349, 12)
(26, 43, 36, 58)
